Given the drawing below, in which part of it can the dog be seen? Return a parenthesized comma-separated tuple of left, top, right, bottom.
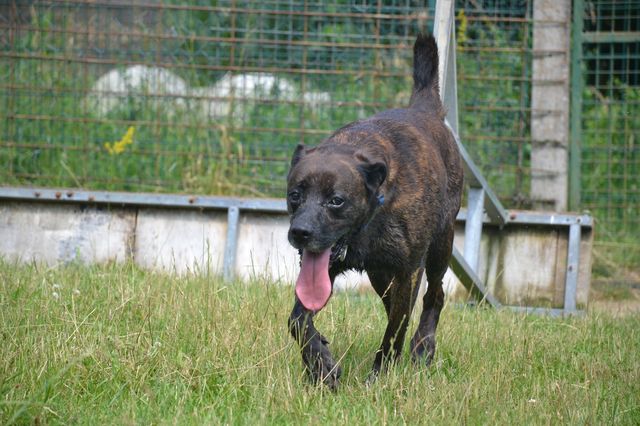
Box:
(286, 33, 463, 389)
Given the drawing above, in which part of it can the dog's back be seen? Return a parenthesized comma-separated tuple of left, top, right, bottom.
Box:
(324, 34, 463, 268)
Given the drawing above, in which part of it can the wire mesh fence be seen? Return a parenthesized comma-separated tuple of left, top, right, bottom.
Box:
(1, 0, 535, 199)
(0, 0, 637, 281)
(455, 0, 533, 207)
(578, 0, 639, 283)
(1, 0, 433, 196)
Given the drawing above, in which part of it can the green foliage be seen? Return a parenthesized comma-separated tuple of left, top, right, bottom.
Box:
(0, 2, 417, 196)
(456, 8, 532, 205)
(1, 1, 530, 201)
(581, 85, 640, 277)
(582, 85, 640, 228)
(1, 261, 639, 424)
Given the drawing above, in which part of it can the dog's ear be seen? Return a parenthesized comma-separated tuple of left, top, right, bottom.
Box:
(360, 162, 387, 194)
(290, 144, 306, 168)
(356, 152, 387, 195)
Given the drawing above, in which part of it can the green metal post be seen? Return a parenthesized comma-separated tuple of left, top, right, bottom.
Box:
(569, 0, 584, 211)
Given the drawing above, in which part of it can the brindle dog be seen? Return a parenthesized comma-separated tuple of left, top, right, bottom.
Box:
(286, 33, 463, 389)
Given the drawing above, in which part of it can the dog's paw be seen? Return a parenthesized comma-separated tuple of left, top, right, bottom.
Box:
(410, 334, 436, 366)
(302, 340, 341, 390)
(364, 369, 379, 387)
(311, 360, 342, 391)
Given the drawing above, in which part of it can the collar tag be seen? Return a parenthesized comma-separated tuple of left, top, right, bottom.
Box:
(377, 194, 385, 206)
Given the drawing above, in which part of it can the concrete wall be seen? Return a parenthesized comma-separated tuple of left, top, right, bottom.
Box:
(530, 0, 572, 211)
(0, 202, 135, 264)
(0, 201, 592, 308)
(134, 208, 227, 275)
(448, 223, 592, 308)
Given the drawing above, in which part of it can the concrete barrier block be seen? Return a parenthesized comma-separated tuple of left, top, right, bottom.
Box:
(135, 208, 226, 274)
(0, 202, 135, 265)
(235, 212, 297, 282)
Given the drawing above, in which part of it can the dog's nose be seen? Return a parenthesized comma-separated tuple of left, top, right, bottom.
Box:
(289, 225, 312, 245)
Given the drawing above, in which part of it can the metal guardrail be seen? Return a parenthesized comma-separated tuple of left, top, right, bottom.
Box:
(0, 186, 591, 225)
(0, 186, 286, 212)
(0, 186, 283, 281)
(0, 184, 592, 316)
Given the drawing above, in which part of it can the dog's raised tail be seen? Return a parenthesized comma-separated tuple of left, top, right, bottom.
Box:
(409, 33, 442, 114)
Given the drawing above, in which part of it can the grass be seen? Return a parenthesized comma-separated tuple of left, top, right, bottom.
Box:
(1, 261, 639, 425)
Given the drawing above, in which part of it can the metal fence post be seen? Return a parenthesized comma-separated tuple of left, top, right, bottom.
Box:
(223, 206, 240, 281)
(564, 223, 581, 312)
(464, 187, 485, 272)
(569, 0, 584, 211)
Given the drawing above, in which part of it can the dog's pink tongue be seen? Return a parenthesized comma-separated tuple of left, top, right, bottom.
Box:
(295, 249, 332, 312)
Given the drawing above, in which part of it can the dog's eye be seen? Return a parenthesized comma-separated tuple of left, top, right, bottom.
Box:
(288, 191, 301, 204)
(328, 196, 344, 208)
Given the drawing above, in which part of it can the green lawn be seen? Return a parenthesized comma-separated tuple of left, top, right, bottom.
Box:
(1, 261, 638, 425)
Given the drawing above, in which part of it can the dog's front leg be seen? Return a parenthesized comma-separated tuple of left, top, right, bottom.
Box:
(369, 269, 422, 381)
(288, 298, 342, 390)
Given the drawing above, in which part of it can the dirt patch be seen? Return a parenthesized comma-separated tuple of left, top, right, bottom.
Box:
(589, 280, 640, 317)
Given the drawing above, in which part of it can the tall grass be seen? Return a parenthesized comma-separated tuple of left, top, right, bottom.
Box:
(1, 260, 638, 424)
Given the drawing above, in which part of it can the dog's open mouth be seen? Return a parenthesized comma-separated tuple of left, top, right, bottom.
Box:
(295, 238, 347, 312)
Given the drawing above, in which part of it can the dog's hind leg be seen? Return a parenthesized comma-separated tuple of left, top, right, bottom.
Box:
(370, 268, 422, 377)
(288, 298, 342, 390)
(410, 224, 454, 365)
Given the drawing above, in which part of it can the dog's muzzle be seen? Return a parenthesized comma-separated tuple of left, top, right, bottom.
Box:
(298, 237, 348, 267)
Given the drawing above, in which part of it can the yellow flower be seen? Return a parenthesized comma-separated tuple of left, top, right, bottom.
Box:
(104, 126, 135, 155)
(456, 10, 468, 46)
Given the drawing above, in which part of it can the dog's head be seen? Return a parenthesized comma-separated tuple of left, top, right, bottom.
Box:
(286, 142, 386, 311)
(286, 144, 387, 252)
